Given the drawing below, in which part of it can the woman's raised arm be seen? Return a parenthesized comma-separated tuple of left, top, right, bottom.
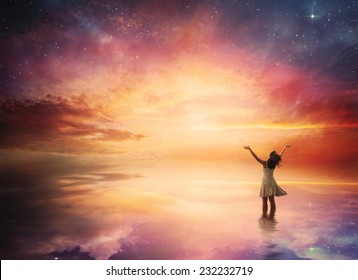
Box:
(244, 145, 265, 166)
(280, 145, 291, 157)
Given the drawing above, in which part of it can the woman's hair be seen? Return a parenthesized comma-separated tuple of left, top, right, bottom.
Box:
(267, 151, 282, 169)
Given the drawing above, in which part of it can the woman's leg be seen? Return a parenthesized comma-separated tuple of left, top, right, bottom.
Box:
(262, 197, 268, 214)
(269, 196, 276, 213)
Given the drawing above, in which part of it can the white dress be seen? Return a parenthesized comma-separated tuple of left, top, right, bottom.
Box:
(260, 167, 287, 197)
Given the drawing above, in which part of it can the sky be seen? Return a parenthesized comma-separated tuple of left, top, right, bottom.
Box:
(0, 0, 358, 260)
(0, 0, 357, 173)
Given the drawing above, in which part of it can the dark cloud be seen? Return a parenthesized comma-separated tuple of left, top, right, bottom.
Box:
(108, 240, 142, 260)
(39, 246, 96, 260)
(0, 96, 145, 153)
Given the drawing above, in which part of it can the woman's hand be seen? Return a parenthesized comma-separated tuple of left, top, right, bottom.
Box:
(280, 145, 291, 157)
(243, 145, 265, 164)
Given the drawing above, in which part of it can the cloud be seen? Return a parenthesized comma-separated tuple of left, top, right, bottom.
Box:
(40, 246, 96, 260)
(0, 96, 145, 153)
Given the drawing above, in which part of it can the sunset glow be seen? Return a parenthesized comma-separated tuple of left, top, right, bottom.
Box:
(1, 0, 357, 260)
(1, 1, 356, 171)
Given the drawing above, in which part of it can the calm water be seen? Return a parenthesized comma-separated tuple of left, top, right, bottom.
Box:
(1, 155, 357, 260)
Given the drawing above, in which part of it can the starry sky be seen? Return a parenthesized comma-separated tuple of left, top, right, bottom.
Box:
(0, 0, 357, 260)
(1, 0, 357, 175)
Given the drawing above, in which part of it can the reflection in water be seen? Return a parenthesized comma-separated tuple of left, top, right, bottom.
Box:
(258, 212, 279, 259)
(258, 212, 311, 260)
(1, 154, 358, 259)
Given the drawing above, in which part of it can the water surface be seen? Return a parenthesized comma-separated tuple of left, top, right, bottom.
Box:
(1, 155, 357, 260)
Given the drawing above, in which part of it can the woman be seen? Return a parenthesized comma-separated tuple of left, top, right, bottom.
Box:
(243, 145, 291, 214)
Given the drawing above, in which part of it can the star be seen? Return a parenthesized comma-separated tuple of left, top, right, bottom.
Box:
(307, 1, 321, 23)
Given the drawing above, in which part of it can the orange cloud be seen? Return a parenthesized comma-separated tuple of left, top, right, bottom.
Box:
(0, 96, 145, 153)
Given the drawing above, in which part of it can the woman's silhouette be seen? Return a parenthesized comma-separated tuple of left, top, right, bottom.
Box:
(243, 145, 291, 214)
